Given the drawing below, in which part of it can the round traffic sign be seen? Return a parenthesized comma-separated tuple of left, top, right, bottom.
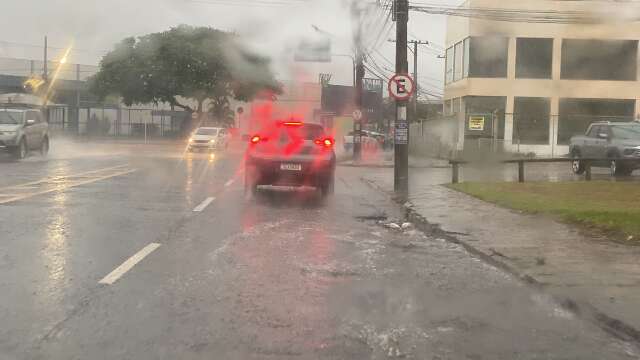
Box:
(388, 74, 415, 101)
(352, 109, 363, 121)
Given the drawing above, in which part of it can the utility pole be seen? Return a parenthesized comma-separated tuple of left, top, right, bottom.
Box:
(352, 2, 365, 162)
(394, 0, 409, 195)
(43, 36, 48, 83)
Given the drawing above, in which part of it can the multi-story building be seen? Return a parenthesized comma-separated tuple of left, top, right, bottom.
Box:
(444, 0, 640, 155)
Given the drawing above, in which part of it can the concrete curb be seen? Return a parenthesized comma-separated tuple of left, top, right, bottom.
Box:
(361, 176, 640, 345)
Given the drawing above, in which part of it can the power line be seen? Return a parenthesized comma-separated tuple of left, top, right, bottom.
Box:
(408, 3, 640, 24)
(187, 0, 307, 6)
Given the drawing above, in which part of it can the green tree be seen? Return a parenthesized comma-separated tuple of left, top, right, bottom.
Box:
(90, 25, 281, 122)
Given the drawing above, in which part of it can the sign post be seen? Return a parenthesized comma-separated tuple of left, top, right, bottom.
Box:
(389, 71, 415, 196)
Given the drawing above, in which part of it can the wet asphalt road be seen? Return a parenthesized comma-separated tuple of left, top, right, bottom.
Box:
(0, 140, 639, 360)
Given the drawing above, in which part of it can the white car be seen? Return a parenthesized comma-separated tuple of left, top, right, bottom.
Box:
(187, 127, 229, 152)
(343, 131, 380, 151)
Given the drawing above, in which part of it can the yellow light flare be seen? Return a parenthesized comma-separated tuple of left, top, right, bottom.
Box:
(42, 43, 74, 106)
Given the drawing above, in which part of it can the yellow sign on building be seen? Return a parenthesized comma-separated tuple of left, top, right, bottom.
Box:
(468, 116, 485, 131)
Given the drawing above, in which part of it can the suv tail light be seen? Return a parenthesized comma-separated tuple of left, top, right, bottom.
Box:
(250, 135, 267, 144)
(314, 137, 334, 148)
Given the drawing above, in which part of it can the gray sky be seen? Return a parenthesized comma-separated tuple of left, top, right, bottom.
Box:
(0, 0, 460, 96)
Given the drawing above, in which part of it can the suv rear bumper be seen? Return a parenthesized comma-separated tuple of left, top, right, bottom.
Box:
(246, 155, 335, 187)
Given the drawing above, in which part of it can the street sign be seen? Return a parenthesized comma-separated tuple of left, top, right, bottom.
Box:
(388, 74, 415, 101)
(352, 109, 363, 121)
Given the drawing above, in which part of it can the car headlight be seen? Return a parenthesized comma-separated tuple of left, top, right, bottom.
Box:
(188, 138, 194, 143)
(209, 139, 216, 144)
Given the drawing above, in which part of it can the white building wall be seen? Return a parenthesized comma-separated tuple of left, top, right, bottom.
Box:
(445, 0, 640, 156)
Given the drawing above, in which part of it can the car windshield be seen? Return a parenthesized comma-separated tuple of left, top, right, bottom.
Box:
(611, 124, 640, 140)
(0, 110, 22, 125)
(195, 128, 218, 136)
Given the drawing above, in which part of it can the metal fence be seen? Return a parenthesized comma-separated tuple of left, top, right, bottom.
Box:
(409, 116, 459, 159)
(46, 106, 190, 138)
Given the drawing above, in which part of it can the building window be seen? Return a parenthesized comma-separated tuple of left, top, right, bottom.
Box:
(454, 41, 464, 82)
(558, 98, 635, 144)
(464, 96, 506, 139)
(444, 99, 452, 116)
(561, 39, 638, 81)
(516, 38, 553, 79)
(445, 47, 454, 84)
(452, 97, 461, 115)
(463, 38, 470, 78)
(513, 97, 550, 145)
(468, 37, 508, 78)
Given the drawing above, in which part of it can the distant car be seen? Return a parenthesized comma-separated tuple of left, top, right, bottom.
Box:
(187, 127, 229, 152)
(0, 107, 49, 159)
(245, 121, 336, 197)
(569, 121, 640, 176)
(343, 130, 380, 151)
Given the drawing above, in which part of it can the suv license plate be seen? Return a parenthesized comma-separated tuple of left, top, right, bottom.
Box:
(280, 163, 302, 171)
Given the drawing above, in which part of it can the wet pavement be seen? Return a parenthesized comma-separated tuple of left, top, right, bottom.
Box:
(1, 139, 639, 359)
(364, 164, 640, 347)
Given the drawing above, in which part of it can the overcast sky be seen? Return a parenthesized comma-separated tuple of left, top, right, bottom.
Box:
(0, 0, 460, 96)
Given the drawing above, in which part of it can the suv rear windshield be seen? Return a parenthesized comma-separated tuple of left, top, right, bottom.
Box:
(0, 110, 23, 125)
(299, 124, 325, 140)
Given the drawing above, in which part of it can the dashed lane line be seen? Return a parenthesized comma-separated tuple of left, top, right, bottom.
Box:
(99, 243, 162, 285)
(193, 197, 215, 212)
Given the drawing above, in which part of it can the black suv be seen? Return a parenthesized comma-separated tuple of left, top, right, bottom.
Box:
(245, 121, 336, 197)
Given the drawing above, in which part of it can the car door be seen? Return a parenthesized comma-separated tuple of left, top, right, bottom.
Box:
(593, 125, 611, 162)
(583, 125, 600, 159)
(24, 111, 40, 149)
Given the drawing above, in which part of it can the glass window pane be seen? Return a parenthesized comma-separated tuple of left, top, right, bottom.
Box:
(513, 97, 550, 145)
(468, 37, 508, 78)
(445, 47, 454, 84)
(516, 38, 553, 79)
(454, 42, 464, 81)
(463, 38, 470, 78)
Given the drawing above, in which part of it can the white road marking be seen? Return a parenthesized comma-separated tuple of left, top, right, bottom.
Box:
(193, 197, 215, 212)
(224, 179, 235, 187)
(99, 243, 161, 285)
(0, 168, 136, 205)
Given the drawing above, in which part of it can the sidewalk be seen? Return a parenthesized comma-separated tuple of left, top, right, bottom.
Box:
(364, 167, 640, 341)
(339, 153, 450, 168)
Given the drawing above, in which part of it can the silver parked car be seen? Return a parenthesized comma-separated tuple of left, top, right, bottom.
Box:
(0, 107, 50, 159)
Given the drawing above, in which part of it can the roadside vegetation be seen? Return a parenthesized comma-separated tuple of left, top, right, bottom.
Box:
(448, 181, 640, 242)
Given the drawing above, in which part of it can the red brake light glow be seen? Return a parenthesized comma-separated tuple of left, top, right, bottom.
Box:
(283, 121, 303, 126)
(315, 137, 334, 148)
(250, 135, 261, 144)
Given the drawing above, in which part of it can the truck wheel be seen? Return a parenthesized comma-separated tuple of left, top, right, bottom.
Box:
(571, 151, 585, 175)
(13, 138, 27, 160)
(40, 136, 49, 156)
(610, 160, 632, 177)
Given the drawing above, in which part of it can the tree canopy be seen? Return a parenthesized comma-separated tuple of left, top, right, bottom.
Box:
(90, 25, 282, 120)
